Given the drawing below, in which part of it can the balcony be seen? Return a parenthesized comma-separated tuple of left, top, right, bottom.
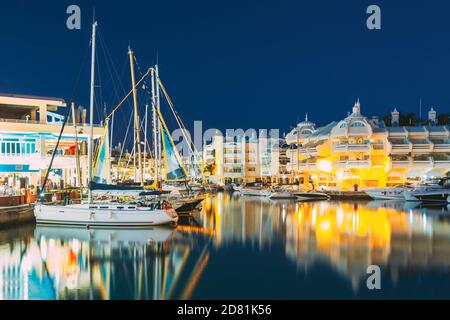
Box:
(0, 153, 87, 170)
(346, 160, 371, 168)
(0, 117, 104, 138)
(410, 139, 433, 153)
(412, 156, 433, 168)
(389, 139, 412, 154)
(433, 155, 450, 168)
(332, 143, 370, 153)
(432, 139, 450, 152)
(333, 160, 370, 169)
(391, 157, 412, 168)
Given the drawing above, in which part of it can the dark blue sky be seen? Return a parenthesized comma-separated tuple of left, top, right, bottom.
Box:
(1, 0, 450, 138)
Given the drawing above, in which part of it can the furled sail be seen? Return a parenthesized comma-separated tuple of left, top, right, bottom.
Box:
(158, 111, 189, 181)
(93, 125, 110, 184)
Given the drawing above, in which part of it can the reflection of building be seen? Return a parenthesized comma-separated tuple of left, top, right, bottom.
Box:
(285, 101, 450, 190)
(0, 94, 106, 191)
(285, 202, 450, 290)
(203, 133, 283, 184)
(200, 194, 450, 293)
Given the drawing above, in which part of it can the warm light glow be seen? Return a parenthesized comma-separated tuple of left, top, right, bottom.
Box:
(317, 159, 332, 173)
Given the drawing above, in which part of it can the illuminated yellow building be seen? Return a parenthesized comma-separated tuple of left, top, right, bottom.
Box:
(285, 100, 450, 190)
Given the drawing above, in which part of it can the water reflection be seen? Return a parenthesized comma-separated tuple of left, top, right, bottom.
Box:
(1, 193, 450, 299)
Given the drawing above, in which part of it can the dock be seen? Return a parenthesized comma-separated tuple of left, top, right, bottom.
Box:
(0, 204, 35, 228)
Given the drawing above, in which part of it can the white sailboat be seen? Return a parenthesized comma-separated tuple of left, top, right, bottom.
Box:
(34, 21, 178, 227)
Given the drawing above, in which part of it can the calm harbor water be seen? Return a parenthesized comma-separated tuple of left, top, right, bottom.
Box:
(1, 192, 450, 300)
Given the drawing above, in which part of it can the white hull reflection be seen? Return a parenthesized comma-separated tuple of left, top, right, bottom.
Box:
(35, 225, 176, 245)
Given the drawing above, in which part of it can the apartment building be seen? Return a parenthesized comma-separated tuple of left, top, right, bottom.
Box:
(203, 132, 283, 184)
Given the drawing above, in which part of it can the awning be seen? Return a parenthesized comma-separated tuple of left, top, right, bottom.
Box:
(426, 168, 449, 178)
(0, 164, 39, 173)
(405, 168, 428, 178)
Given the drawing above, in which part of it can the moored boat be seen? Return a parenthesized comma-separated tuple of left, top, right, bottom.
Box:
(269, 191, 298, 200)
(365, 188, 407, 200)
(239, 188, 272, 197)
(34, 201, 178, 227)
(291, 191, 330, 201)
(411, 190, 450, 203)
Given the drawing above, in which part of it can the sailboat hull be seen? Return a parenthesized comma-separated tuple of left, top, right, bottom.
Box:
(34, 204, 178, 227)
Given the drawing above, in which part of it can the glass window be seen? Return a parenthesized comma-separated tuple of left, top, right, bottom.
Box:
(351, 121, 365, 128)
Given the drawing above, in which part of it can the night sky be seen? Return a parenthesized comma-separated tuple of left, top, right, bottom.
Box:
(1, 0, 450, 141)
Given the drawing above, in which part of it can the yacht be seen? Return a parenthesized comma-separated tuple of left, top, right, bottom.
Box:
(269, 191, 298, 200)
(403, 179, 446, 201)
(236, 182, 272, 197)
(290, 191, 330, 201)
(365, 187, 409, 200)
(239, 188, 272, 197)
(412, 190, 450, 203)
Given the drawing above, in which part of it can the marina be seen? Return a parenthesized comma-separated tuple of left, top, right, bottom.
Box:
(1, 193, 450, 299)
(1, 0, 450, 304)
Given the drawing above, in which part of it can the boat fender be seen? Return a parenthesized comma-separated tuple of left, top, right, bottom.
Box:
(86, 224, 90, 229)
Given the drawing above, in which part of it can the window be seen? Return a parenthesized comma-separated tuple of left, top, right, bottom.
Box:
(0, 138, 36, 155)
(339, 122, 347, 129)
(350, 121, 365, 128)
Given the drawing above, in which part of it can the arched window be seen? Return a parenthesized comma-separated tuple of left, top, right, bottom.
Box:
(339, 122, 347, 129)
(301, 129, 312, 135)
(350, 121, 366, 128)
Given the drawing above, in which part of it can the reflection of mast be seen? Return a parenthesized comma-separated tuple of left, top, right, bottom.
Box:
(180, 239, 212, 299)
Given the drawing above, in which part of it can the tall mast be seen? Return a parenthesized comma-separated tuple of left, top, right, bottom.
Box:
(128, 47, 144, 186)
(88, 21, 98, 204)
(151, 68, 159, 181)
(155, 64, 162, 182)
(110, 110, 114, 181)
(144, 103, 148, 179)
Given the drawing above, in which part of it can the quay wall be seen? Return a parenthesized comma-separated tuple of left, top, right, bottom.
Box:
(0, 204, 35, 228)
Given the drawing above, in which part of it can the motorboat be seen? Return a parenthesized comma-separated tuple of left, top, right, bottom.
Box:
(403, 179, 447, 201)
(291, 191, 330, 201)
(410, 190, 450, 203)
(235, 182, 271, 197)
(365, 187, 408, 200)
(269, 191, 298, 200)
(239, 188, 272, 197)
(34, 201, 178, 227)
(172, 196, 205, 213)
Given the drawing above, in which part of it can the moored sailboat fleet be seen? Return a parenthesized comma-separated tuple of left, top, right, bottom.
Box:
(34, 21, 208, 227)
